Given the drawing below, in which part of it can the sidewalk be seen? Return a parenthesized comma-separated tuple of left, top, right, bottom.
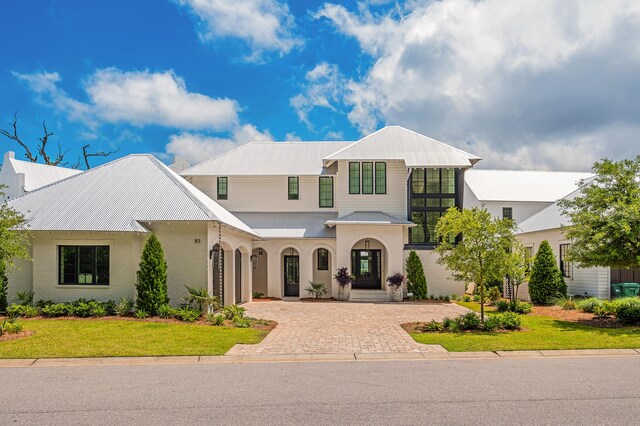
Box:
(2, 348, 640, 368)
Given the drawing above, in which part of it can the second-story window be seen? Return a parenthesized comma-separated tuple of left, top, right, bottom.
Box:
(319, 177, 334, 208)
(217, 177, 228, 200)
(349, 162, 360, 194)
(288, 177, 299, 200)
(375, 162, 386, 194)
(362, 162, 373, 194)
(502, 207, 513, 220)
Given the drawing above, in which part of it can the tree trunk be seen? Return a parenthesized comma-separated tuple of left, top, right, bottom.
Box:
(480, 283, 485, 322)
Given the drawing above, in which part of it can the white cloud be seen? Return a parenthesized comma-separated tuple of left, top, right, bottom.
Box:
(166, 124, 273, 164)
(175, 0, 302, 61)
(311, 0, 640, 170)
(15, 68, 239, 131)
(290, 62, 348, 127)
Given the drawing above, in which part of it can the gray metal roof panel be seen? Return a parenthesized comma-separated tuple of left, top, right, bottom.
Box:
(233, 212, 337, 239)
(326, 211, 415, 226)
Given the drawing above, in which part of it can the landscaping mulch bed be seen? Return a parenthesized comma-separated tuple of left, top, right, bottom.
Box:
(299, 297, 338, 302)
(251, 297, 282, 302)
(0, 330, 34, 343)
(531, 305, 622, 328)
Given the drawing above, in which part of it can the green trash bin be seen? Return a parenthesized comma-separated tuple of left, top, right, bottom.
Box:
(622, 283, 640, 297)
(611, 283, 624, 298)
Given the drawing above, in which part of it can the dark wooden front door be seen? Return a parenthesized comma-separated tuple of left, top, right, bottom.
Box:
(235, 249, 242, 304)
(351, 249, 382, 289)
(284, 255, 300, 297)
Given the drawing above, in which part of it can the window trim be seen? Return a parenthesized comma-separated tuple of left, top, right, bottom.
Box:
(319, 176, 334, 208)
(375, 162, 386, 194)
(58, 245, 110, 286)
(217, 176, 228, 200)
(288, 176, 299, 200)
(317, 248, 329, 271)
(348, 162, 360, 194)
(559, 243, 572, 278)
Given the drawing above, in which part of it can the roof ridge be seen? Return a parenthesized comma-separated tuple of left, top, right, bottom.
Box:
(9, 156, 82, 172)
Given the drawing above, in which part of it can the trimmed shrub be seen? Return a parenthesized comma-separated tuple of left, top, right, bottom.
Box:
(528, 240, 567, 304)
(616, 303, 640, 325)
(0, 265, 8, 314)
(157, 304, 175, 319)
(103, 300, 117, 316)
(496, 300, 510, 312)
(496, 300, 531, 314)
(459, 312, 481, 330)
(0, 318, 23, 336)
(221, 305, 246, 320)
(487, 287, 502, 303)
(422, 320, 444, 332)
(207, 313, 225, 326)
(577, 297, 604, 313)
(7, 304, 38, 318)
(483, 316, 501, 332)
(41, 303, 71, 317)
(134, 309, 149, 319)
(232, 316, 251, 328)
(135, 234, 169, 316)
(495, 311, 522, 330)
(462, 295, 471, 302)
(35, 299, 55, 309)
(405, 250, 427, 300)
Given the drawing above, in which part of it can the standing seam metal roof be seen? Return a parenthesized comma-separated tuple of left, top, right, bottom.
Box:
(8, 156, 82, 191)
(8, 154, 257, 236)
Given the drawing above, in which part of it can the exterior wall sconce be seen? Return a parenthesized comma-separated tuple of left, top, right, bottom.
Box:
(289, 247, 295, 256)
(258, 248, 264, 255)
(251, 254, 258, 269)
(364, 240, 370, 250)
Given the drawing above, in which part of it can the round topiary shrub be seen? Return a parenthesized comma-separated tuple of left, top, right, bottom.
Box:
(528, 240, 567, 304)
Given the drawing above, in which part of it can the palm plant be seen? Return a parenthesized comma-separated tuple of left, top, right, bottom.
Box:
(184, 285, 219, 313)
(305, 281, 327, 298)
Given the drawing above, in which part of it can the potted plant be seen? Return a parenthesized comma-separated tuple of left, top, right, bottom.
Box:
(334, 267, 355, 301)
(387, 273, 405, 302)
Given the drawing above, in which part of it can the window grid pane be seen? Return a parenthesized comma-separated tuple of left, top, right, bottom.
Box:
(362, 162, 373, 194)
(349, 162, 360, 194)
(441, 169, 455, 194)
(560, 244, 572, 278)
(319, 177, 333, 208)
(59, 246, 109, 285)
(288, 177, 299, 200)
(317, 248, 329, 270)
(502, 207, 513, 220)
(426, 169, 440, 194)
(217, 177, 228, 200)
(375, 162, 386, 194)
(412, 169, 425, 194)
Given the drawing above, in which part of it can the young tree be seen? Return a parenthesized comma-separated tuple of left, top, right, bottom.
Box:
(435, 208, 515, 321)
(405, 250, 427, 299)
(0, 186, 31, 311)
(559, 156, 640, 269)
(528, 240, 567, 304)
(503, 240, 531, 302)
(135, 234, 168, 315)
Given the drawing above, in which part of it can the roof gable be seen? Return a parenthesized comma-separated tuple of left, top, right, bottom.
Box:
(9, 154, 257, 236)
(4, 152, 82, 192)
(323, 126, 481, 168)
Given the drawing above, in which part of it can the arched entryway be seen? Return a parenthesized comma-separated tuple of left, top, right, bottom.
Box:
(282, 247, 300, 297)
(350, 238, 387, 290)
(312, 247, 333, 293)
(251, 247, 268, 297)
(235, 249, 242, 304)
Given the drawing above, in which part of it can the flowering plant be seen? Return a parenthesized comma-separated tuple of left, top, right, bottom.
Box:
(386, 273, 405, 288)
(334, 267, 356, 287)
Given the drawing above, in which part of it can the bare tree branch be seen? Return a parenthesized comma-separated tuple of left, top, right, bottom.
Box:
(0, 112, 38, 162)
(82, 144, 119, 169)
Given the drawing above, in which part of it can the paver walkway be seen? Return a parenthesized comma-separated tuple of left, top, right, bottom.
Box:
(226, 300, 469, 356)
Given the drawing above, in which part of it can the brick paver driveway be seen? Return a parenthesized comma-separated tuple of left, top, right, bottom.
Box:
(226, 300, 469, 356)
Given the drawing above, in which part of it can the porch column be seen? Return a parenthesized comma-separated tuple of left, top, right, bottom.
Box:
(224, 249, 235, 306)
(267, 250, 281, 298)
(242, 252, 252, 302)
(300, 250, 314, 298)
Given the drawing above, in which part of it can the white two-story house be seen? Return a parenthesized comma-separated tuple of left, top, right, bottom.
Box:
(4, 126, 480, 305)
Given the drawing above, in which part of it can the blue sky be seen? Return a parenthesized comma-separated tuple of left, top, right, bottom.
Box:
(2, 1, 640, 170)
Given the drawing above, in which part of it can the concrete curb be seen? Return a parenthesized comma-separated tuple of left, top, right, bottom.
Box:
(2, 348, 640, 368)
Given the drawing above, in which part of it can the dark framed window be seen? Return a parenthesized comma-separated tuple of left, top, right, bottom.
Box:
(349, 162, 360, 194)
(319, 176, 334, 208)
(503, 207, 513, 220)
(59, 246, 109, 285)
(288, 177, 299, 200)
(560, 243, 572, 278)
(317, 248, 329, 270)
(409, 168, 459, 245)
(362, 162, 373, 194)
(375, 162, 386, 194)
(217, 177, 228, 200)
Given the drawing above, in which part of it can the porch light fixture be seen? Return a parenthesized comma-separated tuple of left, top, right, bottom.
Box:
(258, 248, 263, 255)
(289, 248, 294, 256)
(364, 240, 370, 250)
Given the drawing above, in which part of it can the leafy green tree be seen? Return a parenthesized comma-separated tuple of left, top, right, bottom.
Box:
(528, 240, 567, 304)
(135, 234, 168, 315)
(559, 156, 640, 269)
(435, 208, 515, 321)
(405, 250, 427, 300)
(0, 185, 31, 309)
(503, 240, 532, 302)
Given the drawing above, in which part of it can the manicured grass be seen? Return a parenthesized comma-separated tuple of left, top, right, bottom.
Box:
(410, 302, 640, 352)
(0, 318, 269, 358)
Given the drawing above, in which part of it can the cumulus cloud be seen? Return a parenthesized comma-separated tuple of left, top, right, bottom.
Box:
(175, 0, 302, 61)
(166, 124, 273, 164)
(290, 62, 348, 127)
(310, 0, 640, 170)
(15, 68, 239, 131)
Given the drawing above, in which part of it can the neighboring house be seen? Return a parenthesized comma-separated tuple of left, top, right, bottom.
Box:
(464, 169, 593, 223)
(516, 179, 612, 299)
(0, 151, 82, 199)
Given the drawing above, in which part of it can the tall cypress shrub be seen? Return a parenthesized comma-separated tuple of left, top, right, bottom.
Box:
(528, 240, 567, 304)
(0, 264, 8, 314)
(135, 234, 168, 315)
(406, 250, 428, 300)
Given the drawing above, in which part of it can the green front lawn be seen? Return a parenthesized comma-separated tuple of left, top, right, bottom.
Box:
(410, 302, 640, 352)
(0, 318, 269, 358)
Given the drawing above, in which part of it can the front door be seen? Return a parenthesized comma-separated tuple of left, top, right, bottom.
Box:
(284, 255, 300, 297)
(235, 249, 242, 304)
(351, 250, 382, 289)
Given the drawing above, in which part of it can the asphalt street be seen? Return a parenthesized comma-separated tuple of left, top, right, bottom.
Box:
(2, 356, 640, 425)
